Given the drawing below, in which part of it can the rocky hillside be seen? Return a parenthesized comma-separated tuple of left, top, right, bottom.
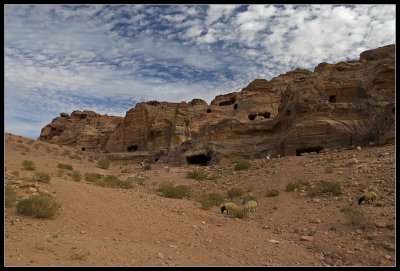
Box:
(39, 44, 395, 164)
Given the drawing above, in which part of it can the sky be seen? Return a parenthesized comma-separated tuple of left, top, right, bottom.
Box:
(4, 4, 396, 139)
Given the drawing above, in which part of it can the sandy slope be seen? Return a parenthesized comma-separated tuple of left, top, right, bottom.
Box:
(4, 133, 395, 266)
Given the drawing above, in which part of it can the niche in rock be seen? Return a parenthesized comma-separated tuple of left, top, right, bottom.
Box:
(186, 153, 212, 165)
(127, 144, 138, 152)
(296, 146, 324, 156)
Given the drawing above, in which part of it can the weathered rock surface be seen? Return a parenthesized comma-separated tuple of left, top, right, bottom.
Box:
(39, 44, 395, 163)
(39, 110, 122, 151)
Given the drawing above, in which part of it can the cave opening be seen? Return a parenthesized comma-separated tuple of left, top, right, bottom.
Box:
(154, 157, 160, 162)
(296, 146, 324, 156)
(233, 104, 238, 110)
(329, 95, 337, 103)
(248, 114, 257, 120)
(207, 108, 212, 113)
(127, 144, 138, 152)
(186, 154, 212, 165)
(258, 112, 271, 119)
(81, 147, 86, 151)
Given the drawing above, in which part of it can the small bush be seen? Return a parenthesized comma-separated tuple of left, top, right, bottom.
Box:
(341, 206, 367, 226)
(98, 175, 133, 189)
(33, 172, 51, 183)
(143, 164, 152, 170)
(87, 156, 94, 163)
(22, 160, 35, 171)
(70, 171, 81, 182)
(187, 169, 208, 180)
(230, 208, 247, 219)
(34, 143, 41, 149)
(27, 140, 34, 145)
(227, 187, 245, 198)
(266, 189, 280, 197)
(157, 182, 191, 199)
(17, 194, 60, 219)
(97, 159, 110, 170)
(5, 185, 17, 208)
(11, 171, 20, 177)
(57, 163, 73, 171)
(286, 181, 300, 192)
(84, 173, 103, 183)
(234, 157, 251, 171)
(307, 181, 342, 197)
(200, 192, 224, 210)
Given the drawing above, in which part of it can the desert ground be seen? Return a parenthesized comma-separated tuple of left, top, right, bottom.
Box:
(4, 133, 395, 266)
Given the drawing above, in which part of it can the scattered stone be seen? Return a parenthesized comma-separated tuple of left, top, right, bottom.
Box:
(269, 239, 280, 244)
(300, 236, 313, 241)
(201, 221, 206, 225)
(26, 187, 37, 193)
(168, 244, 177, 248)
(375, 222, 386, 228)
(356, 146, 362, 151)
(157, 252, 164, 259)
(384, 255, 391, 260)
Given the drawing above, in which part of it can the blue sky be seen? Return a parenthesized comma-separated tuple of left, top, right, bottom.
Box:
(4, 4, 396, 139)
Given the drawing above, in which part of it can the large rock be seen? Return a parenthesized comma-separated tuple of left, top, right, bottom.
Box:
(39, 110, 122, 151)
(39, 44, 395, 163)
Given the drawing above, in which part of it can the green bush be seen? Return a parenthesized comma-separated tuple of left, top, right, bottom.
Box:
(200, 192, 224, 210)
(57, 169, 64, 177)
(57, 163, 73, 171)
(62, 150, 71, 156)
(70, 170, 81, 182)
(307, 181, 342, 197)
(187, 169, 208, 180)
(234, 157, 251, 171)
(97, 159, 110, 170)
(266, 189, 280, 197)
(22, 160, 35, 171)
(143, 164, 152, 170)
(227, 187, 245, 198)
(17, 194, 60, 219)
(87, 156, 94, 163)
(229, 208, 247, 219)
(84, 173, 103, 183)
(341, 206, 367, 226)
(5, 185, 17, 208)
(157, 183, 191, 199)
(11, 171, 20, 177)
(33, 172, 51, 183)
(286, 181, 300, 192)
(98, 175, 133, 189)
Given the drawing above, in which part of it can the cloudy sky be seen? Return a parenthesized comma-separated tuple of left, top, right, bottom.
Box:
(4, 4, 396, 139)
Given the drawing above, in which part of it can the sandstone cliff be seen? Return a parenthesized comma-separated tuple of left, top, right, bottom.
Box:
(39, 44, 395, 164)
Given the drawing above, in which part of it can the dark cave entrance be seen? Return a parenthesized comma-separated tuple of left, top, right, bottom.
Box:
(248, 114, 257, 120)
(81, 147, 86, 151)
(259, 112, 271, 119)
(233, 104, 238, 110)
(296, 146, 324, 156)
(207, 108, 212, 113)
(186, 154, 212, 165)
(127, 144, 138, 152)
(329, 95, 337, 103)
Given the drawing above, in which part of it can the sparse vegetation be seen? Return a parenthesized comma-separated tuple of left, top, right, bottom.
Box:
(57, 169, 64, 177)
(11, 171, 20, 177)
(97, 159, 110, 170)
(33, 172, 51, 183)
(62, 150, 71, 156)
(5, 185, 17, 208)
(70, 170, 81, 182)
(69, 248, 90, 261)
(341, 206, 367, 226)
(84, 173, 102, 183)
(57, 163, 73, 171)
(22, 160, 35, 171)
(307, 181, 342, 197)
(266, 189, 280, 197)
(87, 156, 94, 163)
(286, 181, 300, 191)
(17, 194, 60, 219)
(234, 157, 251, 171)
(227, 187, 245, 198)
(157, 182, 191, 199)
(229, 208, 247, 219)
(143, 164, 152, 170)
(187, 169, 208, 180)
(199, 192, 224, 210)
(242, 194, 257, 203)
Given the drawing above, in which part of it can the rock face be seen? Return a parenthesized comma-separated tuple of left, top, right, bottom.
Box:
(39, 110, 122, 151)
(39, 44, 395, 164)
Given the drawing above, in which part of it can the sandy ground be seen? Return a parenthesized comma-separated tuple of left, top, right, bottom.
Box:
(4, 133, 396, 266)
